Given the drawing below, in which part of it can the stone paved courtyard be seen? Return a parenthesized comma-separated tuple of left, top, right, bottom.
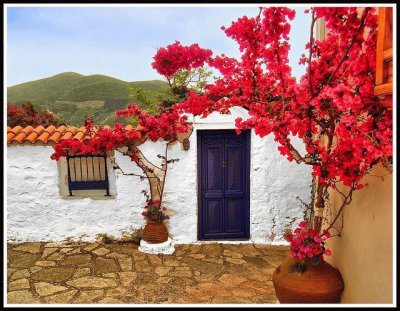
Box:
(7, 242, 289, 304)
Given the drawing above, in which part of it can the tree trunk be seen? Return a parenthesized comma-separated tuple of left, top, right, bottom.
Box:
(313, 181, 325, 233)
(131, 146, 166, 203)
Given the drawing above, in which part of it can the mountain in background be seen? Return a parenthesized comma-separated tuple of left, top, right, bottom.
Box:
(7, 72, 169, 126)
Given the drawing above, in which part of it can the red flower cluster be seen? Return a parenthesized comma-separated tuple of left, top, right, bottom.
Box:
(84, 117, 95, 138)
(141, 200, 169, 222)
(7, 102, 64, 128)
(156, 7, 392, 191)
(51, 104, 191, 161)
(116, 104, 190, 142)
(50, 123, 143, 161)
(285, 221, 331, 261)
(51, 139, 88, 160)
(152, 41, 212, 77)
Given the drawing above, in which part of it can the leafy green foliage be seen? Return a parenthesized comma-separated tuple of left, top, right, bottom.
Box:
(129, 87, 161, 115)
(160, 67, 212, 111)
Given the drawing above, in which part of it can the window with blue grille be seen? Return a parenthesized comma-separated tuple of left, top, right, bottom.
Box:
(66, 154, 111, 196)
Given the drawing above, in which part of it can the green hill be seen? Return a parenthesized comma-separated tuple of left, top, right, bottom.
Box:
(7, 72, 169, 126)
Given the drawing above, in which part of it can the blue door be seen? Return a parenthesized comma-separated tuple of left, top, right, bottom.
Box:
(198, 130, 250, 240)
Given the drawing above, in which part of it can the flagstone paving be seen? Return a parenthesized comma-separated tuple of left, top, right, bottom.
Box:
(7, 242, 289, 304)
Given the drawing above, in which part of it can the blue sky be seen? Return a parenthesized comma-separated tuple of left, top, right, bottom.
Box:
(6, 5, 311, 86)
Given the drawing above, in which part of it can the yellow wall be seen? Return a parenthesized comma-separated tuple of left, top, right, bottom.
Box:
(324, 164, 393, 303)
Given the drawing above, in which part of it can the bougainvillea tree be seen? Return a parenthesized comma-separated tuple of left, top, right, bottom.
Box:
(51, 105, 192, 220)
(152, 7, 392, 234)
(50, 44, 212, 224)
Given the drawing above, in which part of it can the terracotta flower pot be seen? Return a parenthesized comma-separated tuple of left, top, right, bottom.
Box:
(142, 221, 169, 244)
(272, 256, 344, 303)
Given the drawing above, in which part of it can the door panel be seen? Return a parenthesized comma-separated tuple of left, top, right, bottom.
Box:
(226, 145, 243, 192)
(206, 147, 223, 192)
(225, 198, 243, 233)
(198, 130, 250, 240)
(205, 199, 223, 233)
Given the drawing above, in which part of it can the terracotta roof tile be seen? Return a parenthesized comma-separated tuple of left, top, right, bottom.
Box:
(33, 125, 45, 134)
(37, 132, 51, 143)
(7, 133, 14, 143)
(48, 126, 67, 143)
(10, 126, 23, 135)
(13, 126, 34, 143)
(60, 131, 74, 140)
(7, 125, 141, 145)
(22, 126, 34, 134)
(13, 133, 27, 143)
(73, 132, 85, 141)
(7, 129, 17, 143)
(73, 127, 87, 141)
(67, 126, 78, 132)
(45, 125, 57, 133)
(26, 132, 39, 143)
(26, 126, 45, 143)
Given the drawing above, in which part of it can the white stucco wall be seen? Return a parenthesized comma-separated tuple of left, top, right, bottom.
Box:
(6, 107, 312, 244)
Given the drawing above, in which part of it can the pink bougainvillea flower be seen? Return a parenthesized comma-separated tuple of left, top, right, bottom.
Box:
(314, 236, 322, 243)
(299, 221, 308, 228)
(321, 231, 331, 240)
(284, 222, 332, 260)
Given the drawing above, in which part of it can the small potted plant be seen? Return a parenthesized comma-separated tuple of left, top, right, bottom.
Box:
(285, 220, 331, 265)
(141, 200, 170, 243)
(272, 221, 344, 303)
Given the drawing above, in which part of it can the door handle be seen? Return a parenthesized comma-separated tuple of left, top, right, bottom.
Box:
(221, 160, 226, 168)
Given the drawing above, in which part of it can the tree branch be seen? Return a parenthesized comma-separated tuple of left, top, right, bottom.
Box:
(286, 142, 315, 164)
(323, 187, 354, 233)
(111, 161, 149, 180)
